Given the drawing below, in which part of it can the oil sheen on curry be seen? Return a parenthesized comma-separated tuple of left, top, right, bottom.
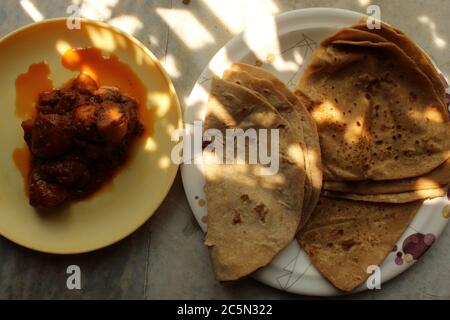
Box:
(16, 48, 148, 209)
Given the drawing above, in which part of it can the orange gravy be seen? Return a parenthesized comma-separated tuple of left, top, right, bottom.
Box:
(14, 62, 53, 191)
(15, 62, 53, 120)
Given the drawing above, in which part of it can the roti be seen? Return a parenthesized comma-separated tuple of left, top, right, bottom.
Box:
(204, 77, 306, 281)
(328, 39, 447, 115)
(297, 40, 449, 181)
(222, 68, 311, 216)
(298, 197, 422, 292)
(230, 63, 322, 227)
(323, 186, 448, 204)
(352, 20, 446, 105)
(324, 159, 450, 194)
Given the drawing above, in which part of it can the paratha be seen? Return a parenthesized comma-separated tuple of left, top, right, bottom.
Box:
(323, 186, 448, 204)
(230, 63, 322, 226)
(352, 20, 446, 105)
(324, 159, 450, 194)
(297, 41, 449, 181)
(298, 197, 422, 292)
(204, 77, 306, 281)
(222, 68, 311, 218)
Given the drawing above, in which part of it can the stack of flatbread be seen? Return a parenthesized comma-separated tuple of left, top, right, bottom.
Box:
(297, 21, 450, 202)
(204, 63, 322, 281)
(202, 21, 449, 293)
(296, 21, 450, 291)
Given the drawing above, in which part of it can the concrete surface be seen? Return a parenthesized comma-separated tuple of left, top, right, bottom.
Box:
(0, 0, 448, 299)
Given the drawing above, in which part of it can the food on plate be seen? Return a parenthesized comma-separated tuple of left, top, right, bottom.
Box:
(323, 186, 448, 204)
(323, 159, 450, 194)
(200, 19, 449, 292)
(351, 21, 446, 104)
(294, 21, 449, 292)
(204, 76, 306, 281)
(222, 69, 310, 218)
(229, 63, 322, 225)
(21, 73, 144, 208)
(298, 197, 422, 292)
(296, 25, 449, 182)
(303, 21, 450, 203)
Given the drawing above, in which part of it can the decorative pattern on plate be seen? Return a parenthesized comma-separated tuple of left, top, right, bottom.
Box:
(394, 233, 436, 265)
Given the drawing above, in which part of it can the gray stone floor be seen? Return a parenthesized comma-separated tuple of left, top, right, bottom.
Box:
(0, 0, 448, 299)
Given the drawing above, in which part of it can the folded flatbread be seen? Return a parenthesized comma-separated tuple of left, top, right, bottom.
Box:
(323, 186, 448, 203)
(298, 197, 422, 291)
(222, 68, 311, 220)
(230, 63, 322, 226)
(297, 39, 449, 181)
(324, 159, 450, 194)
(204, 77, 306, 281)
(352, 20, 446, 105)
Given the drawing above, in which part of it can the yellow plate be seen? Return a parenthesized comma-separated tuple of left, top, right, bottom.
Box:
(0, 18, 182, 254)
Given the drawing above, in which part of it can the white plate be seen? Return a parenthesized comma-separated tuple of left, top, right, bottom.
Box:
(181, 8, 450, 296)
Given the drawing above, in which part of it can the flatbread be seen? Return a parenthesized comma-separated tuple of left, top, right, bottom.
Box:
(321, 27, 388, 47)
(328, 39, 447, 114)
(324, 159, 450, 194)
(298, 197, 422, 292)
(297, 41, 449, 181)
(323, 186, 448, 204)
(222, 68, 311, 216)
(353, 20, 446, 105)
(230, 63, 322, 227)
(204, 77, 306, 281)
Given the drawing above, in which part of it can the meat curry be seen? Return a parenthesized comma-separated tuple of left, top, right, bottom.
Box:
(21, 73, 144, 208)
